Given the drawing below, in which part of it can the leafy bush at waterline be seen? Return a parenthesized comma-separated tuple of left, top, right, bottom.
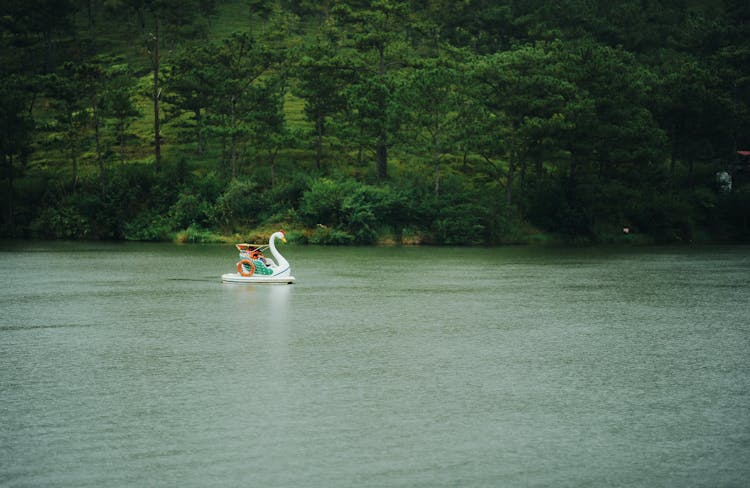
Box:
(299, 178, 411, 244)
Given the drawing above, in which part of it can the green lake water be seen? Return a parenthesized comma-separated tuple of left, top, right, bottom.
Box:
(1, 241, 749, 487)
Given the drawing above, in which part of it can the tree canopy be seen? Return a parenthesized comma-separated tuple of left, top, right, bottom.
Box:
(1, 0, 749, 244)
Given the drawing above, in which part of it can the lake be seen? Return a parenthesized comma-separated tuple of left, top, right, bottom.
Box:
(1, 241, 749, 487)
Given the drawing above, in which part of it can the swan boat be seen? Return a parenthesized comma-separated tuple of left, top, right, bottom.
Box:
(221, 230, 296, 284)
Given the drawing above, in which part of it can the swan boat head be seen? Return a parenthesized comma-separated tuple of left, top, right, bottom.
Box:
(267, 230, 292, 276)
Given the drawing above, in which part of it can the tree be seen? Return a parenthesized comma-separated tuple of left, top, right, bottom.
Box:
(413, 0, 517, 54)
(654, 52, 733, 183)
(46, 64, 96, 188)
(50, 60, 126, 191)
(163, 43, 216, 155)
(0, 76, 35, 234)
(294, 33, 355, 170)
(207, 32, 279, 178)
(722, 0, 750, 153)
(333, 0, 412, 180)
(470, 43, 577, 207)
(398, 60, 462, 195)
(248, 77, 292, 187)
(247, 0, 274, 32)
(127, 0, 209, 171)
(85, 63, 109, 190)
(342, 73, 402, 177)
(562, 42, 667, 182)
(1, 0, 77, 72)
(103, 69, 140, 166)
(138, 2, 167, 172)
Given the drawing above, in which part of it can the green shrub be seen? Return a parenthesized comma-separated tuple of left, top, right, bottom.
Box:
(123, 212, 173, 241)
(628, 192, 695, 243)
(308, 226, 354, 245)
(175, 223, 223, 243)
(299, 177, 412, 244)
(214, 178, 264, 229)
(433, 202, 489, 245)
(526, 177, 595, 237)
(188, 170, 225, 202)
(298, 177, 351, 227)
(169, 193, 214, 229)
(30, 205, 91, 239)
(260, 174, 308, 221)
(716, 187, 750, 240)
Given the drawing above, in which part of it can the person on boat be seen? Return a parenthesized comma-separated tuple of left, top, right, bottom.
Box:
(250, 249, 271, 267)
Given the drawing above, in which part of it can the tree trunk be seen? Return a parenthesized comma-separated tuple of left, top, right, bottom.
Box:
(434, 162, 440, 196)
(118, 121, 126, 163)
(433, 130, 440, 196)
(269, 147, 279, 188)
(569, 155, 577, 180)
(376, 136, 388, 180)
(152, 20, 161, 172)
(43, 31, 53, 72)
(71, 146, 79, 189)
(195, 108, 204, 155)
(535, 159, 542, 180)
(94, 106, 105, 192)
(357, 127, 364, 165)
(5, 153, 14, 236)
(506, 154, 515, 207)
(230, 96, 238, 179)
(376, 46, 388, 181)
(68, 111, 78, 188)
(221, 134, 228, 174)
(87, 0, 95, 44)
(315, 116, 323, 170)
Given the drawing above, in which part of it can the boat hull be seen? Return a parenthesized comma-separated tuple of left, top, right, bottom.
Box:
(221, 273, 295, 284)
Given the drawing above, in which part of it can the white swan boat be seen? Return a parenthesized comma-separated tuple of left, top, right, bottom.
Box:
(221, 230, 296, 284)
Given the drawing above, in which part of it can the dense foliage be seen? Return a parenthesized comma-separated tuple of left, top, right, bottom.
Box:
(2, 0, 749, 244)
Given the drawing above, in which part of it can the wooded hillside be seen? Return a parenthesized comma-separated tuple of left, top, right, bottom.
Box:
(2, 0, 749, 244)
